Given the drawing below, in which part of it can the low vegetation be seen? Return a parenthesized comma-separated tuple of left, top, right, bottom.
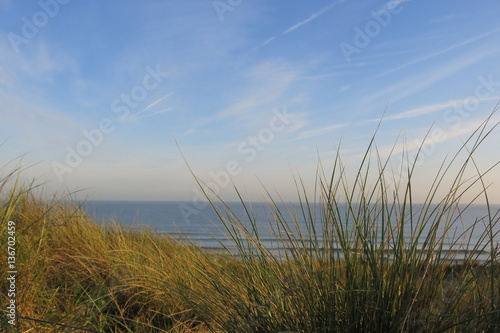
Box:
(1, 114, 499, 332)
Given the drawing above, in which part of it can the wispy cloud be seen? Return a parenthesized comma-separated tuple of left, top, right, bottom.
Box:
(183, 128, 194, 136)
(251, 36, 276, 52)
(0, 40, 75, 83)
(0, 68, 12, 87)
(129, 107, 173, 121)
(0, 89, 81, 147)
(129, 92, 174, 121)
(362, 45, 500, 107)
(340, 84, 351, 92)
(356, 48, 418, 60)
(219, 60, 300, 117)
(139, 92, 174, 113)
(253, 0, 344, 51)
(374, 115, 500, 161)
(298, 123, 349, 139)
(367, 96, 500, 122)
(442, 117, 500, 141)
(428, 13, 456, 24)
(378, 27, 500, 77)
(283, 1, 343, 34)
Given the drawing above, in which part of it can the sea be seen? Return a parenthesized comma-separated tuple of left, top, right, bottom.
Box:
(82, 201, 500, 262)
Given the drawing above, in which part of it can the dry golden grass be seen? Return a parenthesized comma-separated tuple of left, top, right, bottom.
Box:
(1, 113, 499, 332)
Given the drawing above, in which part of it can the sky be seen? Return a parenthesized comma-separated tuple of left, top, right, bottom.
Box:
(1, 0, 500, 205)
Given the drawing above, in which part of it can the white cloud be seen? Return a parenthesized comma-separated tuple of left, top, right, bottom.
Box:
(183, 129, 194, 136)
(253, 0, 344, 50)
(0, 89, 82, 148)
(428, 14, 456, 24)
(218, 60, 300, 117)
(252, 36, 276, 51)
(378, 27, 500, 77)
(283, 1, 343, 34)
(298, 123, 349, 139)
(128, 92, 174, 121)
(362, 45, 500, 108)
(284, 117, 308, 136)
(366, 113, 500, 163)
(139, 92, 174, 112)
(340, 84, 351, 92)
(0, 38, 77, 86)
(129, 107, 173, 121)
(0, 67, 12, 87)
(368, 96, 500, 122)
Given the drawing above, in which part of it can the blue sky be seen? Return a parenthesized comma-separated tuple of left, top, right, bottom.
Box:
(1, 0, 500, 204)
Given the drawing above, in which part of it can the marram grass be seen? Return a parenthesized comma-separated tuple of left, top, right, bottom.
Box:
(1, 114, 499, 332)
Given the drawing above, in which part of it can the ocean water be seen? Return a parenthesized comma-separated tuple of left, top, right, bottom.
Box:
(82, 200, 500, 261)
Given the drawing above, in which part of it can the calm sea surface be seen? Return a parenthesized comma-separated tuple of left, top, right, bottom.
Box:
(82, 201, 500, 260)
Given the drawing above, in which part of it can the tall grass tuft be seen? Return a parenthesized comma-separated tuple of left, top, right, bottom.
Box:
(180, 112, 500, 332)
